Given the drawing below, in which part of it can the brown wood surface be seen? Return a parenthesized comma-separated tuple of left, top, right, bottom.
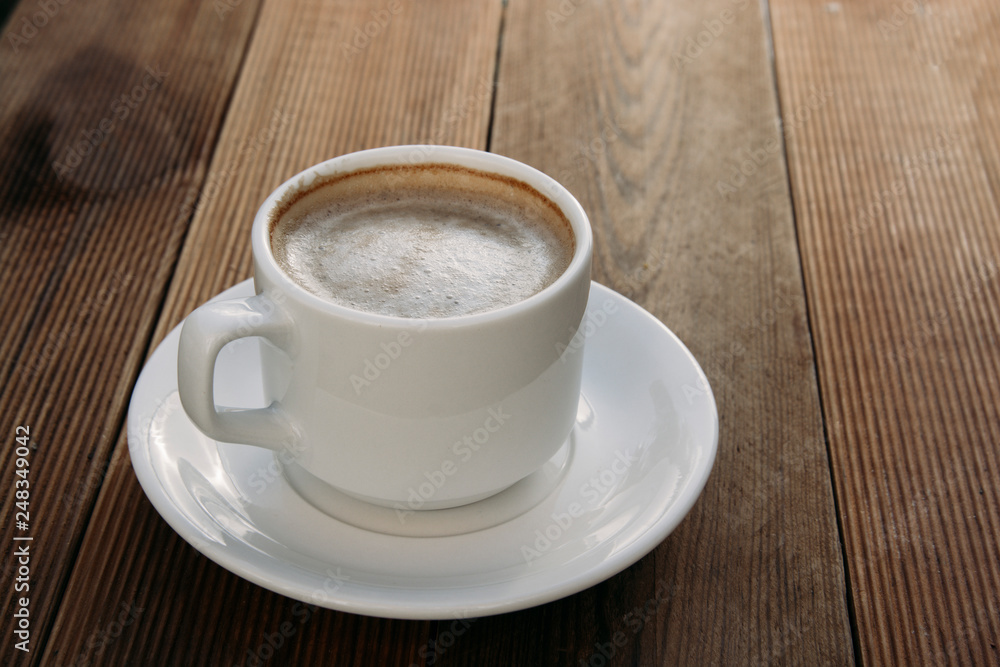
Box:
(484, 0, 854, 664)
(0, 0, 262, 661)
(770, 1, 1000, 664)
(37, 1, 504, 666)
(4, 0, 999, 664)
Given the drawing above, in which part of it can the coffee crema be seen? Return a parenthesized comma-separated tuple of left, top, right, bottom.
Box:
(269, 164, 575, 318)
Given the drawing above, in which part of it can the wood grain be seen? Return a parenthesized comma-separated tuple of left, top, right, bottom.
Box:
(769, 1, 1000, 664)
(459, 0, 855, 664)
(12, 0, 995, 663)
(40, 1, 503, 665)
(0, 0, 261, 662)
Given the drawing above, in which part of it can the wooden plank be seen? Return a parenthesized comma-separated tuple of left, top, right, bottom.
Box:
(40, 0, 503, 664)
(769, 0, 1000, 664)
(0, 0, 262, 662)
(439, 0, 856, 664)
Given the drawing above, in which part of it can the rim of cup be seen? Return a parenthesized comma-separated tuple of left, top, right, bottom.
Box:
(251, 145, 593, 328)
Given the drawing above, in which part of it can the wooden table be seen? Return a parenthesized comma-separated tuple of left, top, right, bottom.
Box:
(2, 0, 997, 664)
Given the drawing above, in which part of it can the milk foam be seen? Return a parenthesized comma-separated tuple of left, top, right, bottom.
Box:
(270, 166, 574, 318)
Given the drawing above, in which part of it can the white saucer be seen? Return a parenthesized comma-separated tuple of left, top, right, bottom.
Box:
(128, 280, 718, 620)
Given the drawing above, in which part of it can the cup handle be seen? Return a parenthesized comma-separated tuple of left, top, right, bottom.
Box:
(177, 292, 297, 450)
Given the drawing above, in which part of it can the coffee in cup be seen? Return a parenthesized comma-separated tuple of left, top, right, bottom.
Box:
(269, 164, 575, 319)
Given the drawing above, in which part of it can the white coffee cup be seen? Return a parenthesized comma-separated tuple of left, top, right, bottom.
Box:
(177, 146, 593, 509)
